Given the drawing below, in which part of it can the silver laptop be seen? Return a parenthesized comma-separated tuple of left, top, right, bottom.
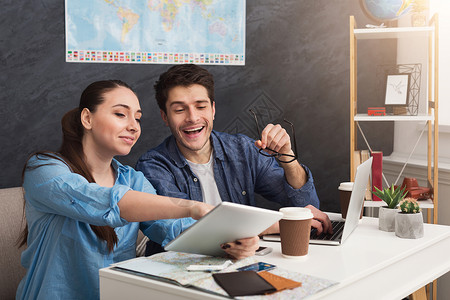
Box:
(164, 202, 283, 256)
(263, 157, 373, 245)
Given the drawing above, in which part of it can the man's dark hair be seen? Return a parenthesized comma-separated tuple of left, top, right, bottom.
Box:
(154, 64, 214, 113)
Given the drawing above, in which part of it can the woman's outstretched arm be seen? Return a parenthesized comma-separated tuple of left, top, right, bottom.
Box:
(118, 191, 212, 221)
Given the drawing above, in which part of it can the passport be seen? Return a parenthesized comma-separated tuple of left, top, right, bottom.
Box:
(212, 271, 276, 297)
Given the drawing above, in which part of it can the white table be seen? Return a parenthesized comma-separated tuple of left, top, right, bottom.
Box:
(100, 217, 450, 300)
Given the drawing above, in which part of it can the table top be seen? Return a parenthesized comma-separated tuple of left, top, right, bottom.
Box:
(259, 217, 450, 299)
(100, 216, 450, 300)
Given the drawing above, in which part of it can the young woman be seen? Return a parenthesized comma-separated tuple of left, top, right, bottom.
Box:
(16, 80, 258, 300)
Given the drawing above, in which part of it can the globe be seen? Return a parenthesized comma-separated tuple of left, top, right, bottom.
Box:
(360, 0, 411, 22)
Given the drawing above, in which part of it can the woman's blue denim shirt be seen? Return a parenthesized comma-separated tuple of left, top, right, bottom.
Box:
(17, 155, 162, 300)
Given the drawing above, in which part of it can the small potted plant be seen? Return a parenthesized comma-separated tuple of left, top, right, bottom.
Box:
(410, 0, 428, 27)
(372, 184, 408, 232)
(395, 197, 424, 239)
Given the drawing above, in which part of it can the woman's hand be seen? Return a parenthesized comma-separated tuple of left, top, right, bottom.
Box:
(189, 201, 214, 220)
(221, 236, 260, 260)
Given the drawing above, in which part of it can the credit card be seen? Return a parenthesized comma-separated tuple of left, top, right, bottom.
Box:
(236, 262, 276, 272)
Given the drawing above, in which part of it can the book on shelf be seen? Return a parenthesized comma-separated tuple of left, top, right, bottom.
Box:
(353, 150, 372, 200)
(360, 150, 372, 200)
(371, 151, 383, 201)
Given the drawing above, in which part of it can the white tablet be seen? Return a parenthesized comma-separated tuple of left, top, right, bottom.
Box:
(164, 202, 283, 257)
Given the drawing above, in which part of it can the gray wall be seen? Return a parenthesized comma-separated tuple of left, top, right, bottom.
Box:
(0, 1, 396, 213)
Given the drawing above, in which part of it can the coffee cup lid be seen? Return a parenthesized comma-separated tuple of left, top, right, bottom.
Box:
(338, 182, 354, 191)
(279, 207, 313, 220)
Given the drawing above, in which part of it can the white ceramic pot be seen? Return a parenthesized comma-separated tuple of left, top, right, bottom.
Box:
(395, 211, 424, 239)
(379, 206, 399, 232)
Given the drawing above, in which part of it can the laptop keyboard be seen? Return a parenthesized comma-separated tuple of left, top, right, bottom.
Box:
(310, 221, 345, 241)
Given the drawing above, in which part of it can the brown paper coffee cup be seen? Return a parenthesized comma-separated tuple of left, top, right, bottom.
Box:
(279, 207, 313, 259)
(339, 182, 363, 219)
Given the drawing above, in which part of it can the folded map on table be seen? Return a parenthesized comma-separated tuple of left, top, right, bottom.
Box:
(112, 251, 337, 299)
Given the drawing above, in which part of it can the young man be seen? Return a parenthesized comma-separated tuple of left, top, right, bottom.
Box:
(136, 64, 331, 254)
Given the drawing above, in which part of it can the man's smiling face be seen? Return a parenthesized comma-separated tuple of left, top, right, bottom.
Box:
(161, 84, 215, 158)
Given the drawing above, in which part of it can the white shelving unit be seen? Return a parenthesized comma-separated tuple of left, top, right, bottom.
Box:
(350, 16, 440, 299)
(354, 114, 433, 122)
(349, 15, 439, 224)
(354, 26, 433, 39)
(364, 198, 434, 209)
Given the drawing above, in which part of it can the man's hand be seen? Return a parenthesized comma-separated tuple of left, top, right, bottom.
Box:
(255, 123, 293, 156)
(306, 205, 332, 235)
(260, 206, 332, 236)
(254, 123, 307, 189)
(259, 222, 280, 236)
(221, 236, 259, 260)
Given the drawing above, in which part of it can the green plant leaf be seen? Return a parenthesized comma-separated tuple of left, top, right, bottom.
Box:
(371, 184, 407, 209)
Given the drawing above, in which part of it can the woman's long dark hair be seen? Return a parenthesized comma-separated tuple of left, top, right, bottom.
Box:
(18, 80, 136, 252)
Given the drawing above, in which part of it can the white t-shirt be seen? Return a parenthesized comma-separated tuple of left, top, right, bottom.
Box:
(187, 153, 222, 207)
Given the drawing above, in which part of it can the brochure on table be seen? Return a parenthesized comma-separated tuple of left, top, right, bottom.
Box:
(112, 251, 338, 299)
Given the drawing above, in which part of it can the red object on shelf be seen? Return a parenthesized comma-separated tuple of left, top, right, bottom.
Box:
(368, 107, 386, 116)
(371, 151, 383, 201)
(394, 177, 433, 200)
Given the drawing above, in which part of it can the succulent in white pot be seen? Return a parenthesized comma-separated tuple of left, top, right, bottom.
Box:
(372, 184, 407, 232)
(395, 197, 424, 239)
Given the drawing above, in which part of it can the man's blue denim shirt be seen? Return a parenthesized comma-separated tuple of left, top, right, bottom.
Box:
(136, 130, 320, 245)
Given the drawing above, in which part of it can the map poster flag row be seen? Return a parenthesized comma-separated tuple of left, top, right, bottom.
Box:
(65, 0, 246, 66)
(66, 50, 245, 65)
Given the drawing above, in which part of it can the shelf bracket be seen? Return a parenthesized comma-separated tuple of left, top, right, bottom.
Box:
(356, 122, 428, 187)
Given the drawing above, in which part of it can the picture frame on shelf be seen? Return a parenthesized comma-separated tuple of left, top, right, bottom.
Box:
(376, 64, 421, 115)
(384, 74, 410, 106)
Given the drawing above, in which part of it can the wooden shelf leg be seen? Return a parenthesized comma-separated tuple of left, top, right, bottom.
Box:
(410, 285, 427, 300)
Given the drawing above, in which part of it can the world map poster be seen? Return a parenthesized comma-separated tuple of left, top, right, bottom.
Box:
(65, 0, 246, 65)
